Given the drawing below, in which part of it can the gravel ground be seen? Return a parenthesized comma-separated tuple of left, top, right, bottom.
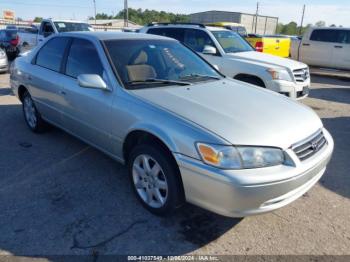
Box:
(0, 73, 349, 259)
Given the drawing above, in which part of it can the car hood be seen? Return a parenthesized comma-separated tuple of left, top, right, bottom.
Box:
(227, 51, 307, 70)
(131, 79, 322, 149)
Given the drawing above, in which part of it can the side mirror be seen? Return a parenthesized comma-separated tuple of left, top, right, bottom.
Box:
(77, 74, 109, 91)
(202, 45, 217, 55)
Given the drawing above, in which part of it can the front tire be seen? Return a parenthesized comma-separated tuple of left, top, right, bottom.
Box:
(22, 91, 47, 133)
(128, 144, 184, 216)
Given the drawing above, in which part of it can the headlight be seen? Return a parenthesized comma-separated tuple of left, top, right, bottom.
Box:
(0, 50, 5, 58)
(196, 143, 284, 169)
(267, 68, 292, 82)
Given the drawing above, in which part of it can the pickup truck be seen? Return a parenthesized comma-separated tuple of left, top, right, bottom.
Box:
(17, 19, 93, 49)
(245, 34, 291, 58)
(290, 27, 350, 70)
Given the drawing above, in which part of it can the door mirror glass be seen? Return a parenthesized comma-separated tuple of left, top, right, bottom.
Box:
(202, 45, 217, 55)
(77, 74, 108, 90)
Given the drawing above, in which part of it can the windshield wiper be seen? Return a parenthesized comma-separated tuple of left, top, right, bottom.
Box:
(127, 78, 191, 87)
(179, 74, 221, 81)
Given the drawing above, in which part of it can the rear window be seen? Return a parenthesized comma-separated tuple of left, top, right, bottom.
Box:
(3, 30, 18, 40)
(147, 28, 185, 42)
(36, 37, 70, 72)
(310, 29, 350, 43)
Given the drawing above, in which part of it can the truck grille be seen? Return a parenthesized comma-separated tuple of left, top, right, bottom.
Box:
(292, 130, 327, 161)
(293, 68, 310, 83)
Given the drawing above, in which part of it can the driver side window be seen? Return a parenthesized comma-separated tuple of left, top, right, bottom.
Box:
(184, 29, 216, 53)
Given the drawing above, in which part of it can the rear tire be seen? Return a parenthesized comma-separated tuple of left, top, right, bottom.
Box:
(22, 91, 47, 133)
(127, 143, 184, 216)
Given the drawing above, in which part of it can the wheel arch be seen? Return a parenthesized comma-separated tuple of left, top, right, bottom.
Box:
(123, 128, 186, 201)
(17, 85, 28, 102)
(234, 73, 266, 88)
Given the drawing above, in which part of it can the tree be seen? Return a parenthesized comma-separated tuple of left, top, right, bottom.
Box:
(93, 8, 189, 25)
(315, 21, 326, 27)
(33, 17, 43, 23)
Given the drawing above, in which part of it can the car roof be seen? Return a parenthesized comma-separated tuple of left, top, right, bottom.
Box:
(144, 24, 230, 32)
(59, 31, 177, 41)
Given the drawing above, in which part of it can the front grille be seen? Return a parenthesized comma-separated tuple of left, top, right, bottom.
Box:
(293, 68, 310, 83)
(292, 130, 327, 161)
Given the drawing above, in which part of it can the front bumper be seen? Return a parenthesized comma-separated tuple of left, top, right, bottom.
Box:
(174, 128, 334, 217)
(267, 78, 310, 100)
(0, 57, 8, 72)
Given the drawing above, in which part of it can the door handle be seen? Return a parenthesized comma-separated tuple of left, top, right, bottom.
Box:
(302, 43, 310, 46)
(334, 45, 343, 48)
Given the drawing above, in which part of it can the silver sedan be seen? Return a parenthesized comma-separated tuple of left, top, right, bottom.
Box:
(10, 32, 334, 217)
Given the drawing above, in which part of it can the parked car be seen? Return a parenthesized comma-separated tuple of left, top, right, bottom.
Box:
(17, 19, 94, 49)
(10, 32, 334, 217)
(246, 34, 291, 58)
(17, 25, 39, 50)
(0, 48, 9, 73)
(0, 29, 20, 60)
(140, 23, 310, 100)
(291, 27, 350, 70)
(6, 25, 17, 30)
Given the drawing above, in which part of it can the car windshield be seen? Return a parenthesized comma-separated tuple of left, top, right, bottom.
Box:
(211, 30, 253, 53)
(54, 22, 93, 33)
(104, 39, 222, 89)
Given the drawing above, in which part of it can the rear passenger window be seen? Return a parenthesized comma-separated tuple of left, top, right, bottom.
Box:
(65, 38, 103, 78)
(36, 37, 70, 72)
(310, 29, 340, 43)
(147, 28, 185, 42)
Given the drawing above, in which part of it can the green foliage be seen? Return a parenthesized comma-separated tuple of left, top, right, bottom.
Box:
(91, 8, 189, 25)
(33, 17, 43, 23)
(276, 22, 313, 36)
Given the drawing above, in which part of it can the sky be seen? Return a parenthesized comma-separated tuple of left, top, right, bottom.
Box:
(0, 0, 349, 26)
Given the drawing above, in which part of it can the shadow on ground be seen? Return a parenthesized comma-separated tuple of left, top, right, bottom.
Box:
(310, 76, 350, 104)
(0, 104, 241, 258)
(320, 117, 350, 200)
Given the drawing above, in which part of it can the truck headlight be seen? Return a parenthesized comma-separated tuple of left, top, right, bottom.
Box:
(267, 68, 292, 82)
(196, 143, 284, 169)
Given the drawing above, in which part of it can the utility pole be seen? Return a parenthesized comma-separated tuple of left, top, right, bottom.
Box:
(299, 4, 306, 35)
(254, 2, 259, 34)
(124, 0, 129, 27)
(93, 0, 97, 25)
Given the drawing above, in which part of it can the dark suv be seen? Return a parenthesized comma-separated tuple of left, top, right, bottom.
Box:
(0, 29, 20, 60)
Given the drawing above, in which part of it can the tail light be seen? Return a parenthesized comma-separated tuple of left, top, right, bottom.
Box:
(255, 41, 264, 52)
(10, 35, 19, 46)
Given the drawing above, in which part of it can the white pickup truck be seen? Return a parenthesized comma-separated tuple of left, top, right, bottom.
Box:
(291, 27, 350, 70)
(18, 19, 93, 49)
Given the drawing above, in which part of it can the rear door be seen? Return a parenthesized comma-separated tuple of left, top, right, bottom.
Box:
(300, 29, 335, 67)
(331, 30, 350, 70)
(60, 38, 114, 153)
(29, 37, 71, 126)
